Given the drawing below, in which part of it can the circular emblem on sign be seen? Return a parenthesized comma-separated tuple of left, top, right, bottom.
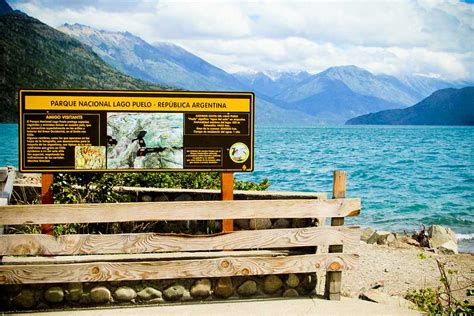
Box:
(229, 142, 249, 163)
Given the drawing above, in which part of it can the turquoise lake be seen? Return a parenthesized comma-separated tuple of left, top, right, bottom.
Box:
(1, 124, 473, 251)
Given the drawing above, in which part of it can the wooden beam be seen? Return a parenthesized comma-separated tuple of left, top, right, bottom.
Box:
(2, 250, 290, 265)
(0, 253, 358, 284)
(325, 170, 347, 301)
(220, 172, 234, 232)
(41, 173, 54, 235)
(0, 198, 361, 225)
(0, 226, 360, 256)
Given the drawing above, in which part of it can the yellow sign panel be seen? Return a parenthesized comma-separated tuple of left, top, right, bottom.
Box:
(19, 90, 254, 173)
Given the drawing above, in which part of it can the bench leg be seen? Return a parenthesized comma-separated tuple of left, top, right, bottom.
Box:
(325, 271, 342, 300)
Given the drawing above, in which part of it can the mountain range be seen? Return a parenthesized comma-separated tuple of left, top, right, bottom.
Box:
(58, 23, 472, 124)
(1, 1, 472, 125)
(0, 9, 166, 123)
(346, 87, 474, 125)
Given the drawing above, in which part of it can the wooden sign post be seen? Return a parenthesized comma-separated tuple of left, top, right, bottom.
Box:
(41, 173, 54, 235)
(220, 172, 234, 232)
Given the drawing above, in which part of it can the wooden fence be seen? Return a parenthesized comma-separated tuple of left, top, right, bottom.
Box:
(0, 171, 360, 300)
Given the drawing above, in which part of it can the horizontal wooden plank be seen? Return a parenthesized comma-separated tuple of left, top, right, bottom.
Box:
(0, 198, 360, 225)
(2, 250, 290, 265)
(0, 253, 358, 284)
(0, 226, 359, 256)
(116, 186, 328, 199)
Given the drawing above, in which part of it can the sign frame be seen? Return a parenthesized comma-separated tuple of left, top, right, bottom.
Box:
(19, 89, 255, 173)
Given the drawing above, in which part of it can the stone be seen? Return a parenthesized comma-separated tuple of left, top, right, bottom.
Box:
(175, 193, 193, 201)
(114, 286, 136, 302)
(190, 279, 212, 298)
(137, 287, 162, 301)
(283, 288, 299, 297)
(13, 289, 36, 309)
(292, 218, 311, 228)
(286, 274, 300, 288)
(153, 195, 169, 202)
(234, 219, 250, 230)
(375, 231, 396, 245)
(66, 283, 83, 302)
(163, 284, 186, 301)
(301, 274, 317, 291)
(360, 289, 415, 309)
(361, 227, 377, 244)
(148, 297, 165, 304)
(237, 280, 257, 296)
(272, 218, 291, 229)
(428, 225, 457, 252)
(90, 286, 111, 304)
(44, 286, 64, 303)
(79, 293, 91, 305)
(249, 218, 272, 230)
(141, 194, 153, 202)
(214, 277, 234, 298)
(437, 240, 458, 255)
(263, 275, 283, 294)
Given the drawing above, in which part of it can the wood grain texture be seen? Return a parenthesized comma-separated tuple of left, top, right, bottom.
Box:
(0, 198, 361, 225)
(0, 226, 360, 256)
(220, 172, 234, 232)
(2, 250, 290, 265)
(0, 253, 358, 284)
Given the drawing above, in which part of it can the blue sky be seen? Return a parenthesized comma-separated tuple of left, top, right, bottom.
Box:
(9, 0, 474, 80)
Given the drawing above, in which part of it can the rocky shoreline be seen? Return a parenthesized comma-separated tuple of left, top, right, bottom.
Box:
(343, 226, 473, 309)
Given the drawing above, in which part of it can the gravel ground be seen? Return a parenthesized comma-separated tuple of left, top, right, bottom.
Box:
(343, 241, 474, 305)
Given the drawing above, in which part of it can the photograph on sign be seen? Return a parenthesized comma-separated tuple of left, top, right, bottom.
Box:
(19, 90, 254, 173)
(106, 112, 183, 169)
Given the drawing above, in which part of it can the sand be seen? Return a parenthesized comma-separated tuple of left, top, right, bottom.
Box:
(342, 241, 474, 305)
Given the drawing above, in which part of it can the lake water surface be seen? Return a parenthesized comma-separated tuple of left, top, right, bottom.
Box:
(1, 124, 473, 251)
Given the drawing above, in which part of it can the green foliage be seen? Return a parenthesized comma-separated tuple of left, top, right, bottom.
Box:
(52, 172, 270, 205)
(50, 172, 269, 235)
(406, 258, 472, 315)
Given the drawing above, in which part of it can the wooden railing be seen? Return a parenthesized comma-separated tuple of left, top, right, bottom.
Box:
(0, 171, 360, 300)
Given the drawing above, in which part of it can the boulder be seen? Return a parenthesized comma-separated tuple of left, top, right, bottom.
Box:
(361, 227, 377, 244)
(90, 286, 111, 304)
(285, 274, 300, 288)
(44, 286, 64, 303)
(249, 218, 272, 230)
(66, 283, 83, 302)
(163, 284, 186, 301)
(190, 279, 212, 298)
(175, 193, 193, 201)
(283, 288, 299, 297)
(292, 218, 311, 228)
(428, 225, 457, 252)
(137, 287, 162, 301)
(13, 289, 36, 309)
(375, 231, 396, 245)
(114, 286, 136, 302)
(141, 195, 153, 202)
(237, 280, 257, 296)
(263, 275, 283, 294)
(234, 219, 250, 230)
(214, 277, 234, 298)
(153, 195, 169, 202)
(436, 240, 458, 255)
(360, 289, 415, 309)
(272, 218, 291, 229)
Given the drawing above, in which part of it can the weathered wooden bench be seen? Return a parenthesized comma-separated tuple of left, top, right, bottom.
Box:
(0, 171, 360, 302)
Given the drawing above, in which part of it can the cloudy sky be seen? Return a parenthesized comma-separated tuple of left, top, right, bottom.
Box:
(9, 0, 474, 80)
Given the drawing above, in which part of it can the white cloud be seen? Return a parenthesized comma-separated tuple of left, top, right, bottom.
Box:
(9, 0, 474, 80)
